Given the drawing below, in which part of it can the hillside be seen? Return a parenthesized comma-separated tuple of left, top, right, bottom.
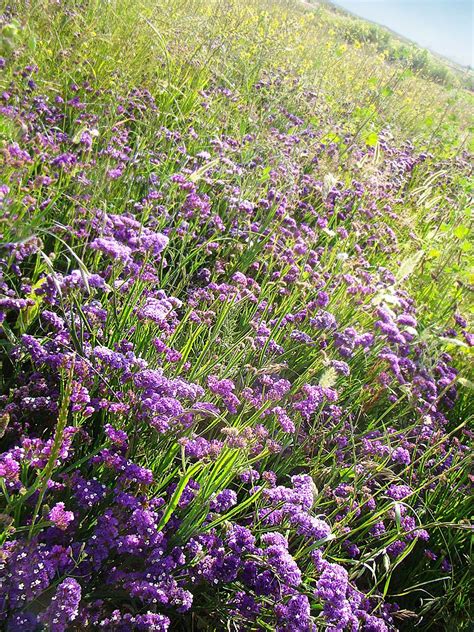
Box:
(314, 0, 474, 90)
(0, 1, 473, 631)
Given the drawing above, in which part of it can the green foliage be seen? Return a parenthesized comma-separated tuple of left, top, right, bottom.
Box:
(0, 0, 472, 629)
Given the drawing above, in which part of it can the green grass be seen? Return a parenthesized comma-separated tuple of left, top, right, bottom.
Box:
(0, 0, 473, 630)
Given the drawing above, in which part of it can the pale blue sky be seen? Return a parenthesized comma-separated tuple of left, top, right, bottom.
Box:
(332, 0, 473, 67)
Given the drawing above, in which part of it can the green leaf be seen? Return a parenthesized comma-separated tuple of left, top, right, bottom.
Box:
(453, 225, 469, 239)
(381, 86, 393, 98)
(156, 462, 202, 532)
(458, 377, 474, 390)
(396, 250, 425, 281)
(319, 367, 338, 388)
(16, 277, 47, 332)
(365, 132, 379, 147)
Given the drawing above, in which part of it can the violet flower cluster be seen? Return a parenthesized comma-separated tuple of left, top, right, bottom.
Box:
(0, 28, 472, 632)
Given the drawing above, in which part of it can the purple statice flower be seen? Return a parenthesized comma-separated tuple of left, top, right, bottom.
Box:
(265, 545, 302, 587)
(210, 489, 238, 513)
(401, 516, 429, 542)
(262, 406, 296, 434)
(240, 468, 261, 484)
(463, 331, 474, 346)
(272, 406, 296, 433)
(343, 541, 360, 558)
(39, 578, 81, 632)
(141, 394, 184, 433)
(391, 447, 411, 465)
(454, 312, 467, 328)
(85, 509, 120, 568)
(310, 310, 337, 330)
(397, 313, 417, 327)
(232, 271, 248, 286)
(2, 541, 56, 611)
(121, 460, 153, 485)
(334, 327, 358, 358)
(265, 378, 291, 402)
(227, 525, 257, 553)
(137, 295, 182, 325)
(261, 532, 288, 548)
(262, 474, 315, 515)
(92, 345, 142, 372)
(69, 472, 107, 508)
(175, 479, 200, 508)
(6, 612, 38, 632)
(41, 310, 65, 331)
(97, 611, 170, 630)
(275, 594, 312, 631)
(140, 230, 169, 257)
(315, 557, 355, 627)
(48, 503, 74, 531)
(134, 613, 170, 630)
(331, 360, 350, 376)
(293, 384, 337, 421)
(355, 332, 374, 349)
(315, 291, 329, 307)
(230, 591, 261, 621)
(359, 612, 389, 632)
(0, 454, 21, 486)
(386, 484, 412, 500)
(107, 166, 123, 180)
(441, 557, 452, 572)
(290, 329, 313, 344)
(89, 236, 132, 262)
(387, 540, 407, 558)
(180, 436, 223, 459)
(104, 423, 129, 448)
(208, 375, 240, 413)
(424, 549, 438, 561)
(289, 511, 331, 540)
(370, 521, 386, 538)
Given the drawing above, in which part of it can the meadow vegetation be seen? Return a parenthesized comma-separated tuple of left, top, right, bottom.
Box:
(310, 0, 474, 91)
(0, 1, 473, 630)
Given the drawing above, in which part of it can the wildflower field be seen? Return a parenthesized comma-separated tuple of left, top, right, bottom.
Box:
(0, 0, 473, 630)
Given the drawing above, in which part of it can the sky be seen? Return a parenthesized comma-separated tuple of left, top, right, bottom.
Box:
(331, 0, 473, 67)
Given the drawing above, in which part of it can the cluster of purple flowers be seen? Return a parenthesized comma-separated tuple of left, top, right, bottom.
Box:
(0, 28, 472, 632)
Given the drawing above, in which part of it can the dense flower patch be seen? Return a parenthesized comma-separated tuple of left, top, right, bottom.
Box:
(0, 3, 473, 631)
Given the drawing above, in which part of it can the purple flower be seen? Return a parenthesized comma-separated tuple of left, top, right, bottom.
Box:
(387, 540, 407, 558)
(316, 291, 329, 307)
(107, 166, 123, 179)
(39, 578, 81, 632)
(208, 374, 240, 413)
(266, 545, 302, 586)
(134, 613, 170, 630)
(137, 295, 182, 325)
(275, 594, 312, 631)
(272, 406, 296, 433)
(210, 489, 238, 513)
(331, 360, 350, 376)
(391, 447, 411, 465)
(289, 511, 331, 540)
(293, 384, 337, 420)
(6, 613, 38, 632)
(310, 310, 337, 330)
(386, 484, 412, 500)
(90, 236, 132, 262)
(48, 503, 74, 531)
(227, 525, 257, 553)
